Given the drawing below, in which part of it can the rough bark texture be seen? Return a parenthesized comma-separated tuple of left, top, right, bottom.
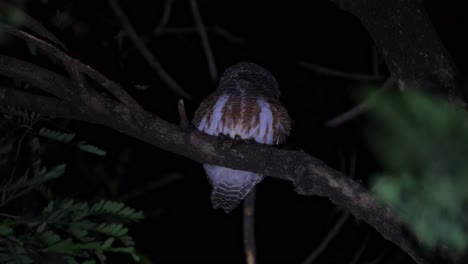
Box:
(329, 0, 465, 107)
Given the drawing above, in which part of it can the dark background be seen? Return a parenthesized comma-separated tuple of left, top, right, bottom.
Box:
(2, 1, 467, 263)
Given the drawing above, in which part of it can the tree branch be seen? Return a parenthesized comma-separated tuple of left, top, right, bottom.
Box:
(243, 188, 257, 264)
(327, 0, 465, 108)
(189, 0, 218, 83)
(108, 0, 192, 100)
(0, 86, 84, 120)
(0, 54, 76, 100)
(303, 212, 350, 264)
(299, 61, 386, 81)
(324, 78, 394, 127)
(0, 71, 434, 264)
(1, 25, 141, 110)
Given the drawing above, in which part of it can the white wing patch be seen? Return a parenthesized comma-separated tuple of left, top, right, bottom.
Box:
(197, 96, 276, 145)
(197, 95, 229, 135)
(257, 100, 274, 144)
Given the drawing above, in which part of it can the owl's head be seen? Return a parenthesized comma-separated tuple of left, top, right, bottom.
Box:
(217, 62, 280, 98)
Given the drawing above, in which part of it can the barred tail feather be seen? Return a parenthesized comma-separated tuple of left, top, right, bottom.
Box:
(211, 182, 253, 213)
(203, 164, 263, 213)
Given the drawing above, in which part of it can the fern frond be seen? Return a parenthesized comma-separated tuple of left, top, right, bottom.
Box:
(76, 143, 106, 156)
(0, 105, 39, 127)
(0, 199, 145, 263)
(0, 137, 14, 168)
(38, 128, 106, 156)
(0, 163, 66, 207)
(39, 128, 75, 143)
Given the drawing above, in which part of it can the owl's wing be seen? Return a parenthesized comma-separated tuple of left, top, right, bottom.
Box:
(193, 94, 291, 144)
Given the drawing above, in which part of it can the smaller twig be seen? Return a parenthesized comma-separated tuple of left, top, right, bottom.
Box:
(178, 99, 189, 129)
(243, 188, 257, 264)
(212, 25, 246, 45)
(119, 172, 181, 201)
(1, 5, 67, 50)
(189, 0, 218, 83)
(157, 26, 246, 45)
(108, 0, 192, 100)
(372, 46, 380, 76)
(19, 10, 67, 50)
(2, 26, 142, 110)
(324, 78, 394, 127)
(302, 212, 350, 264)
(349, 233, 370, 264)
(159, 27, 198, 35)
(154, 0, 175, 36)
(349, 148, 357, 179)
(0, 212, 20, 219)
(13, 127, 29, 162)
(366, 247, 389, 264)
(299, 61, 387, 81)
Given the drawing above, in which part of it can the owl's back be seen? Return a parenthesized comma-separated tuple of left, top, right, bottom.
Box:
(193, 93, 290, 144)
(192, 62, 290, 213)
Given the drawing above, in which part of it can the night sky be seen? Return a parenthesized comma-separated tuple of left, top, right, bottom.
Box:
(1, 1, 467, 263)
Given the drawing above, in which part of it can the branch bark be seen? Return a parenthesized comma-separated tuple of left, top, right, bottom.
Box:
(328, 0, 465, 108)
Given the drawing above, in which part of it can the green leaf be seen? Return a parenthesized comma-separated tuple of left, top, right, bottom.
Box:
(368, 90, 468, 251)
(39, 128, 76, 143)
(101, 237, 115, 250)
(36, 222, 47, 233)
(0, 225, 13, 236)
(77, 143, 106, 156)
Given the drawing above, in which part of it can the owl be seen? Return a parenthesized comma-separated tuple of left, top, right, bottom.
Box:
(193, 62, 291, 213)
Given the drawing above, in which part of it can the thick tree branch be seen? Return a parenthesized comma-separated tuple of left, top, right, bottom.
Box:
(0, 26, 141, 110)
(0, 86, 84, 120)
(0, 75, 434, 264)
(328, 0, 465, 107)
(0, 54, 76, 100)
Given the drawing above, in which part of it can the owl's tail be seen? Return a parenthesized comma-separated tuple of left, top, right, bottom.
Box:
(204, 164, 263, 213)
(210, 182, 252, 213)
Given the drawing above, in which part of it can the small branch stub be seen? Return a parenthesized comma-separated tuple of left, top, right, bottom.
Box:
(178, 99, 189, 129)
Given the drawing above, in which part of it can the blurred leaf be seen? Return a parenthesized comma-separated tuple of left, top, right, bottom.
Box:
(0, 7, 27, 26)
(51, 10, 72, 30)
(368, 90, 468, 250)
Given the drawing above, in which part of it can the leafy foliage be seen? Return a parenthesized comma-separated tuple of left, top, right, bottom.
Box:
(1, 160, 65, 207)
(0, 199, 143, 264)
(0, 105, 41, 127)
(368, 90, 468, 250)
(0, 108, 143, 263)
